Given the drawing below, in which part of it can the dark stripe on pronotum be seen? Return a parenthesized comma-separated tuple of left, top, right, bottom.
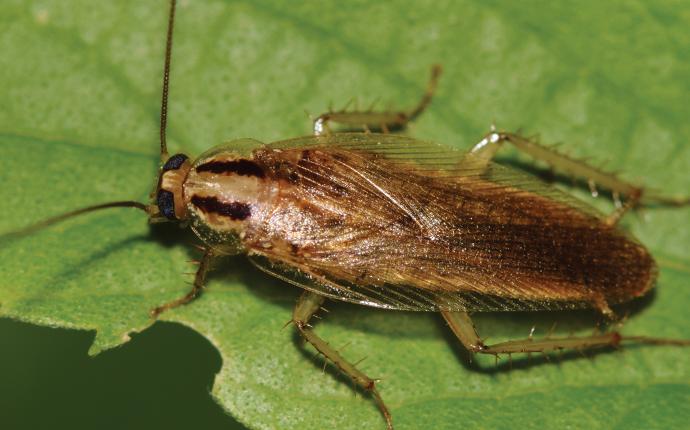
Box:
(162, 153, 189, 171)
(195, 159, 265, 178)
(191, 195, 252, 220)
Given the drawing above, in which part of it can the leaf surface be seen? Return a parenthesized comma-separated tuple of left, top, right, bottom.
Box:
(1, 1, 689, 429)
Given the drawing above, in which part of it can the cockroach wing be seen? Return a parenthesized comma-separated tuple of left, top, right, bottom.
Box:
(245, 133, 653, 312)
(268, 133, 602, 219)
(248, 254, 502, 312)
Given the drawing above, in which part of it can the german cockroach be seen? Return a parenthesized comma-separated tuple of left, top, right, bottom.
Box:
(4, 1, 690, 429)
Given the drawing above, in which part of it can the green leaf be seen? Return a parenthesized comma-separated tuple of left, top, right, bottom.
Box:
(2, 1, 690, 429)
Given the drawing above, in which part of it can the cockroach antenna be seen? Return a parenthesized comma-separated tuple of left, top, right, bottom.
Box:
(1, 1, 181, 242)
(159, 0, 177, 161)
(0, 201, 151, 243)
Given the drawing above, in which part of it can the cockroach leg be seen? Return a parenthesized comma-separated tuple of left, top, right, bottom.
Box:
(440, 309, 485, 352)
(150, 247, 216, 318)
(466, 131, 690, 221)
(465, 131, 646, 220)
(465, 132, 639, 196)
(441, 310, 690, 357)
(312, 64, 442, 136)
(591, 293, 616, 319)
(604, 188, 642, 226)
(292, 291, 393, 430)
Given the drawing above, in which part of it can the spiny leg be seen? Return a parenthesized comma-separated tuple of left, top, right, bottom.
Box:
(150, 247, 216, 318)
(292, 291, 393, 430)
(441, 310, 690, 357)
(465, 130, 690, 224)
(313, 65, 442, 136)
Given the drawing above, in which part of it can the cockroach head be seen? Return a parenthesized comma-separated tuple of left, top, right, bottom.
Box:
(152, 153, 192, 223)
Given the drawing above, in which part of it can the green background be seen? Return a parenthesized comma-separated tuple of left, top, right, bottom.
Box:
(1, 1, 689, 429)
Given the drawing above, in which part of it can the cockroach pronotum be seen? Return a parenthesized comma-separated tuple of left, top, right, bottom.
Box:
(3, 1, 690, 429)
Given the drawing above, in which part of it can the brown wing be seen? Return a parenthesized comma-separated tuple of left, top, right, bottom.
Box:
(244, 134, 654, 312)
(269, 133, 602, 217)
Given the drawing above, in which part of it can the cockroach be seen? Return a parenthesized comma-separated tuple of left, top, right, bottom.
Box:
(5, 1, 690, 429)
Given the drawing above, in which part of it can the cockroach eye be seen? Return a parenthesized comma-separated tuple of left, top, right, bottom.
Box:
(156, 153, 191, 221)
(157, 189, 177, 220)
(162, 153, 189, 171)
